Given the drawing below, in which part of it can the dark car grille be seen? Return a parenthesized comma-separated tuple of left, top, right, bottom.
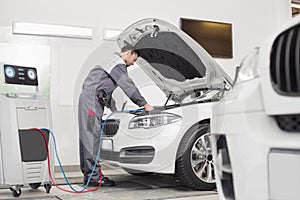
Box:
(100, 146, 155, 164)
(275, 114, 300, 132)
(101, 119, 120, 136)
(270, 23, 300, 96)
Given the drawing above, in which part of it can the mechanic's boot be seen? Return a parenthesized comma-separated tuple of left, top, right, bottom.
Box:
(84, 177, 115, 187)
(101, 177, 116, 187)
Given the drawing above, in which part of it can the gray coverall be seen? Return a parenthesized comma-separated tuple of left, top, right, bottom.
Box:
(78, 52, 147, 182)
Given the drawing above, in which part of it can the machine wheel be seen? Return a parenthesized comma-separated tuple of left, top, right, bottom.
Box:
(10, 188, 22, 197)
(44, 183, 52, 193)
(176, 123, 216, 190)
(29, 182, 41, 189)
(122, 167, 153, 176)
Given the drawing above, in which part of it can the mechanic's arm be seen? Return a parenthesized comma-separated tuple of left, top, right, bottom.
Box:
(110, 64, 153, 111)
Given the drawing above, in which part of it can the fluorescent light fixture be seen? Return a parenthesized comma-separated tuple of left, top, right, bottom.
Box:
(12, 22, 93, 39)
(103, 28, 122, 40)
(292, 3, 300, 9)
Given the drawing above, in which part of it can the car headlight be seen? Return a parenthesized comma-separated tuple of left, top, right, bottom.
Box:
(128, 113, 182, 129)
(234, 47, 260, 85)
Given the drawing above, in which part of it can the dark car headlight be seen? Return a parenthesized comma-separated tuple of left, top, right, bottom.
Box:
(128, 113, 182, 129)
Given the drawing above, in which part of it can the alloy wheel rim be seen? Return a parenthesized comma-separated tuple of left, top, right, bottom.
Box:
(190, 133, 215, 183)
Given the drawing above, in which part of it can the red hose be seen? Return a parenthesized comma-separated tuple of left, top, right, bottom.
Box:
(30, 128, 102, 193)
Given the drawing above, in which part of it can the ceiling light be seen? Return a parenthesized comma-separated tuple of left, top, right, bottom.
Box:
(12, 22, 93, 39)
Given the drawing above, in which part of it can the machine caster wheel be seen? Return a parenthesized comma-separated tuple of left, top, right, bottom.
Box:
(10, 188, 22, 197)
(44, 183, 52, 193)
(29, 182, 41, 189)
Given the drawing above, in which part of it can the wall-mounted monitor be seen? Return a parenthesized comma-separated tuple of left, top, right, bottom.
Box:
(180, 18, 233, 58)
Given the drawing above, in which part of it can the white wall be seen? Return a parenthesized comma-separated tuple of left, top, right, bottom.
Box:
(0, 0, 291, 165)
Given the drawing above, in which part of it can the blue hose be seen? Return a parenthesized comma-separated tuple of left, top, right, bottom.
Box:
(42, 109, 144, 192)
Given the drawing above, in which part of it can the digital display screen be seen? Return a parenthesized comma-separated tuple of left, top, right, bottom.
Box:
(4, 64, 38, 86)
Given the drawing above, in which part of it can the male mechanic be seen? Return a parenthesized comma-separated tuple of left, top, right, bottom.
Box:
(78, 46, 153, 187)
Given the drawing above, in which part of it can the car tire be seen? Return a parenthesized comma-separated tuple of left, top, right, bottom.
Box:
(122, 167, 153, 176)
(176, 122, 216, 190)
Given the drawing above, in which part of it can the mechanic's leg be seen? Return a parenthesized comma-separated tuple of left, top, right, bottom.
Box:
(78, 94, 101, 184)
(79, 95, 115, 186)
(94, 99, 115, 186)
(78, 94, 88, 175)
(79, 140, 85, 174)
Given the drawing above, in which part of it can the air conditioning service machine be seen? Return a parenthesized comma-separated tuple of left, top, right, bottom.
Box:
(0, 63, 53, 197)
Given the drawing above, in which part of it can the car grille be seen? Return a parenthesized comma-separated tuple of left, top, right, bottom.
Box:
(270, 23, 300, 96)
(119, 146, 155, 164)
(100, 146, 155, 164)
(275, 114, 300, 132)
(101, 119, 120, 136)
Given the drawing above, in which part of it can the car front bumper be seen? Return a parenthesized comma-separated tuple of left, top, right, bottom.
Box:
(100, 123, 190, 173)
(211, 80, 300, 200)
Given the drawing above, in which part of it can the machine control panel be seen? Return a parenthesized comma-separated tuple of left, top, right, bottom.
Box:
(4, 64, 38, 86)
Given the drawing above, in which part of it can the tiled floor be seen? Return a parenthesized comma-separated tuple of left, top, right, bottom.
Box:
(0, 164, 219, 200)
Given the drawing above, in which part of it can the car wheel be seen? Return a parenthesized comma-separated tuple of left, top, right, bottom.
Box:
(176, 123, 216, 190)
(122, 167, 153, 176)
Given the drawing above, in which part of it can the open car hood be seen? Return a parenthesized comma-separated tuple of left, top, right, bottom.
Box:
(117, 18, 232, 103)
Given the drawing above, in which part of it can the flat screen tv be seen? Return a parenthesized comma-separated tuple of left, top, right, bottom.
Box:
(180, 18, 233, 58)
